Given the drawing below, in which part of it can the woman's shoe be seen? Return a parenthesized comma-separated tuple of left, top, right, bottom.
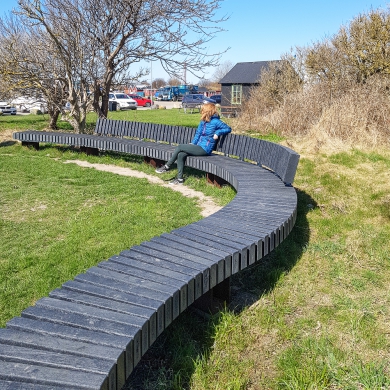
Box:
(156, 165, 169, 173)
(169, 178, 184, 185)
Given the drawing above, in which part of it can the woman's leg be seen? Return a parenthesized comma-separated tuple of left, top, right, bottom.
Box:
(176, 151, 188, 179)
(166, 144, 185, 167)
(156, 144, 188, 174)
(167, 144, 207, 179)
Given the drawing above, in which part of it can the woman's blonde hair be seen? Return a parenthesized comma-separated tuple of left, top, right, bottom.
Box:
(200, 103, 218, 122)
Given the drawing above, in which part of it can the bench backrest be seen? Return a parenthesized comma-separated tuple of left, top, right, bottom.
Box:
(95, 118, 299, 184)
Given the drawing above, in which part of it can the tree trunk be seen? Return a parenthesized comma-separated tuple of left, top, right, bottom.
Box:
(47, 106, 60, 130)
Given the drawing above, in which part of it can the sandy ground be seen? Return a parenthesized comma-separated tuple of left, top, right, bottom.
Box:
(64, 160, 223, 217)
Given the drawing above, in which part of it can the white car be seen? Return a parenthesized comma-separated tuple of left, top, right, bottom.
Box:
(10, 97, 48, 113)
(0, 102, 17, 115)
(108, 92, 137, 110)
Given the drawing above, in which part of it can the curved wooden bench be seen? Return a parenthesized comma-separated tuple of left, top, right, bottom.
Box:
(1, 120, 300, 389)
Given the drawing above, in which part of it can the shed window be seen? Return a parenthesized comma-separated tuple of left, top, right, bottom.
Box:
(231, 84, 242, 105)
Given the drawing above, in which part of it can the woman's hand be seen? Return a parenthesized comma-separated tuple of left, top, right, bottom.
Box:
(213, 134, 219, 140)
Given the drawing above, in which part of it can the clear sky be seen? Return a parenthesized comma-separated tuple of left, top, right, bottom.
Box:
(0, 0, 388, 83)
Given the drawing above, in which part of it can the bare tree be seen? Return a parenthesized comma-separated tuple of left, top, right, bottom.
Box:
(11, 0, 228, 131)
(152, 78, 166, 89)
(0, 76, 14, 103)
(197, 78, 213, 89)
(212, 60, 234, 83)
(0, 13, 68, 129)
(167, 77, 182, 86)
(203, 59, 233, 90)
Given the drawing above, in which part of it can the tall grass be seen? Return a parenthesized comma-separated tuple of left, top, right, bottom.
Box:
(236, 73, 390, 153)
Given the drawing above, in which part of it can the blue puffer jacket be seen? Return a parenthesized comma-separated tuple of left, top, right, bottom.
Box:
(191, 114, 232, 155)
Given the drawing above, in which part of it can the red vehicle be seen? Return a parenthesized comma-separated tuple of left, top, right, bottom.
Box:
(127, 94, 152, 107)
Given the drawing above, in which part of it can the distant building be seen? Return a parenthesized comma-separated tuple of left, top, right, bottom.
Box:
(219, 60, 280, 117)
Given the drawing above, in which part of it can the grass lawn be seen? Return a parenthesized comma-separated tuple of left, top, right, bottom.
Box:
(1, 111, 389, 389)
(0, 107, 203, 133)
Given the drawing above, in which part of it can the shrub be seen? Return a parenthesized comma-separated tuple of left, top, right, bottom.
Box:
(236, 7, 390, 149)
(30, 109, 43, 115)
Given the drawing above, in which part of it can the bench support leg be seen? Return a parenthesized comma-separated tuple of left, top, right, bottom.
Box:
(80, 146, 99, 155)
(206, 173, 228, 188)
(191, 278, 231, 315)
(22, 141, 39, 150)
(144, 156, 165, 168)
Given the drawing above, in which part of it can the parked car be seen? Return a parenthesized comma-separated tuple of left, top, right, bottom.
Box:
(0, 102, 17, 115)
(10, 97, 47, 113)
(127, 94, 152, 107)
(209, 94, 221, 104)
(108, 92, 137, 110)
(181, 94, 215, 109)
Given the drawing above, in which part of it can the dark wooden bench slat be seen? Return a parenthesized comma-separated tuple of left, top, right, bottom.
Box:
(150, 236, 221, 289)
(0, 360, 109, 390)
(101, 257, 189, 286)
(5, 316, 133, 366)
(157, 233, 230, 284)
(0, 328, 122, 361)
(60, 279, 165, 339)
(0, 379, 79, 390)
(0, 343, 115, 378)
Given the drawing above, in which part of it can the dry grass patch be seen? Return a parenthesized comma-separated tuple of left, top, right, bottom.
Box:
(190, 144, 390, 389)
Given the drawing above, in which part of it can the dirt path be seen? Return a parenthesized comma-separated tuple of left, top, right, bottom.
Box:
(65, 160, 223, 217)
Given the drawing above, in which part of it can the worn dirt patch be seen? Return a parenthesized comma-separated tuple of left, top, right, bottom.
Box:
(64, 160, 223, 217)
(0, 129, 16, 145)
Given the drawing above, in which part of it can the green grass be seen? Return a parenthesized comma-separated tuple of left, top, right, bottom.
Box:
(0, 141, 235, 327)
(2, 110, 389, 389)
(107, 108, 207, 127)
(0, 112, 96, 132)
(0, 108, 232, 132)
(0, 109, 204, 132)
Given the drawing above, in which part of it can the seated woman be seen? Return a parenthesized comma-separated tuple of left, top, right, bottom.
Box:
(156, 103, 232, 184)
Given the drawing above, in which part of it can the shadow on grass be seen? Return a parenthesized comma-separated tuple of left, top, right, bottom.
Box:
(124, 188, 316, 389)
(229, 188, 316, 311)
(0, 140, 18, 147)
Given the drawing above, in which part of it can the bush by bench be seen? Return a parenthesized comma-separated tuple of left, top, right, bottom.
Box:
(1, 120, 300, 390)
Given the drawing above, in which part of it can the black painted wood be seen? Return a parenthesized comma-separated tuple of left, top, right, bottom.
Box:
(7, 119, 300, 389)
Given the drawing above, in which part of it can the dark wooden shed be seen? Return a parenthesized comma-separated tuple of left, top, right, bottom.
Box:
(219, 60, 279, 117)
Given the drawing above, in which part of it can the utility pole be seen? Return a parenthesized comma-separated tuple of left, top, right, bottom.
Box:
(150, 60, 153, 107)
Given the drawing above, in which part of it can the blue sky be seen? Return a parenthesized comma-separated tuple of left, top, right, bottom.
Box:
(0, 0, 388, 83)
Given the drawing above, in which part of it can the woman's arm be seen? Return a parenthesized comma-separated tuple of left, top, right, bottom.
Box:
(191, 121, 204, 144)
(214, 120, 232, 137)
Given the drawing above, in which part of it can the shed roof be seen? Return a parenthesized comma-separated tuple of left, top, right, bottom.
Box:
(219, 61, 280, 84)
